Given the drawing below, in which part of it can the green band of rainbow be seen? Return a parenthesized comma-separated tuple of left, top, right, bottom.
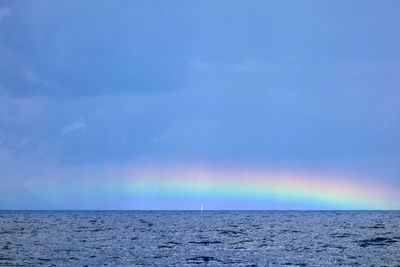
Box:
(30, 164, 400, 209)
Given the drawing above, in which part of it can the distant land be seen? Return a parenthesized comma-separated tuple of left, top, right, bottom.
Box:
(0, 187, 60, 210)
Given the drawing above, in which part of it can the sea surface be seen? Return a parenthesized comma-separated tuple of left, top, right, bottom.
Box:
(0, 211, 399, 266)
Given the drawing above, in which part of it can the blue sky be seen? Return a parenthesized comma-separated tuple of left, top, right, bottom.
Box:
(0, 1, 399, 209)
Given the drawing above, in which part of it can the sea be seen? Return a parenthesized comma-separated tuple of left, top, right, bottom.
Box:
(0, 211, 399, 266)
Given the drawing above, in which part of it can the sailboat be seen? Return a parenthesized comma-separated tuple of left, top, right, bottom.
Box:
(200, 203, 204, 212)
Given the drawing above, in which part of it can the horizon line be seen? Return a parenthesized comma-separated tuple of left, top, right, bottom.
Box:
(0, 209, 399, 212)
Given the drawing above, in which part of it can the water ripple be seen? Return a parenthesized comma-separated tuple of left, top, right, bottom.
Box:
(0, 211, 399, 265)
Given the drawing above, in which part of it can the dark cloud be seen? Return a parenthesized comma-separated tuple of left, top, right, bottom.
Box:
(0, 0, 399, 192)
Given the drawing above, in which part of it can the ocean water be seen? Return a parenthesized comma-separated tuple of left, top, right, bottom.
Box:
(0, 211, 399, 266)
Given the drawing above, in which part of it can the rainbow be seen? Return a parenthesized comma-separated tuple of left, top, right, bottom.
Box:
(132, 166, 399, 209)
(41, 164, 398, 210)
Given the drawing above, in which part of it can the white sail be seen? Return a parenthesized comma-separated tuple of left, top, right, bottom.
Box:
(200, 203, 204, 212)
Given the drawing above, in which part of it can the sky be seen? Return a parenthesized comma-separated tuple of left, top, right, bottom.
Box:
(0, 1, 399, 209)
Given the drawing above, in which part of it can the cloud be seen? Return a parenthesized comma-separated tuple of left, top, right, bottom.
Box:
(0, 8, 10, 21)
(19, 137, 30, 147)
(23, 70, 51, 87)
(0, 128, 30, 149)
(191, 60, 276, 74)
(24, 71, 42, 84)
(61, 120, 87, 135)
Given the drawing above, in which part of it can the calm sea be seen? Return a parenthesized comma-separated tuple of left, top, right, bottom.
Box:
(0, 211, 399, 266)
